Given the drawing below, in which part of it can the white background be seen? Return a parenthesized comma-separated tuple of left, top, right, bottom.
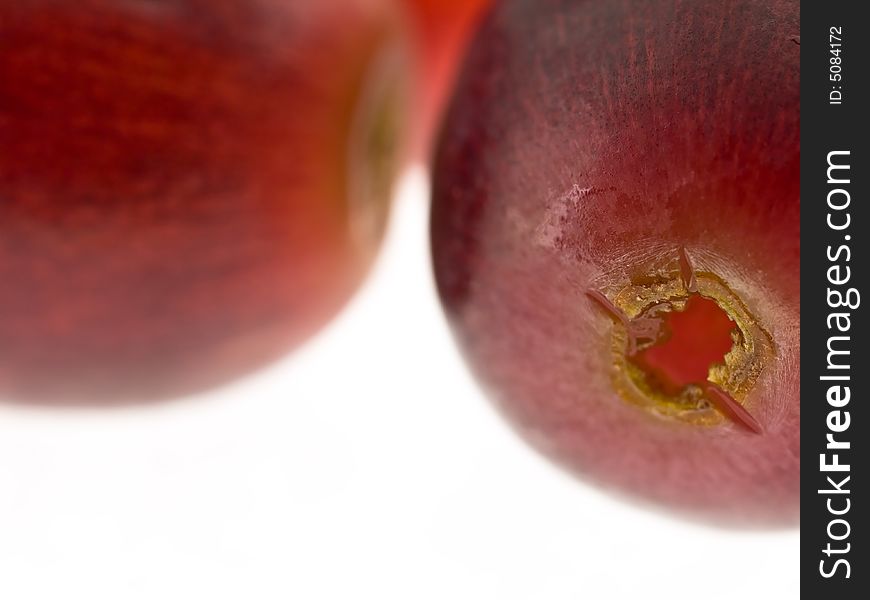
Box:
(0, 168, 798, 600)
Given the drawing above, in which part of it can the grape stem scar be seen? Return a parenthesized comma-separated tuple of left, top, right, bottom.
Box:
(587, 247, 763, 434)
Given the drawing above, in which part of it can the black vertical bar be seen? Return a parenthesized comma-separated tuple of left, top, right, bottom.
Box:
(801, 0, 868, 596)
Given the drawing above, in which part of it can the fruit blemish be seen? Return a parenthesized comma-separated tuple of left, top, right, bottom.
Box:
(589, 248, 773, 433)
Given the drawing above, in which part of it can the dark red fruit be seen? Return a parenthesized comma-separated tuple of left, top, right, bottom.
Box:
(0, 0, 408, 403)
(431, 0, 799, 524)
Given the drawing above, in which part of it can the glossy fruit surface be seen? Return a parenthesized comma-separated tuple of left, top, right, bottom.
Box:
(0, 0, 407, 403)
(431, 0, 799, 524)
(400, 0, 492, 157)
